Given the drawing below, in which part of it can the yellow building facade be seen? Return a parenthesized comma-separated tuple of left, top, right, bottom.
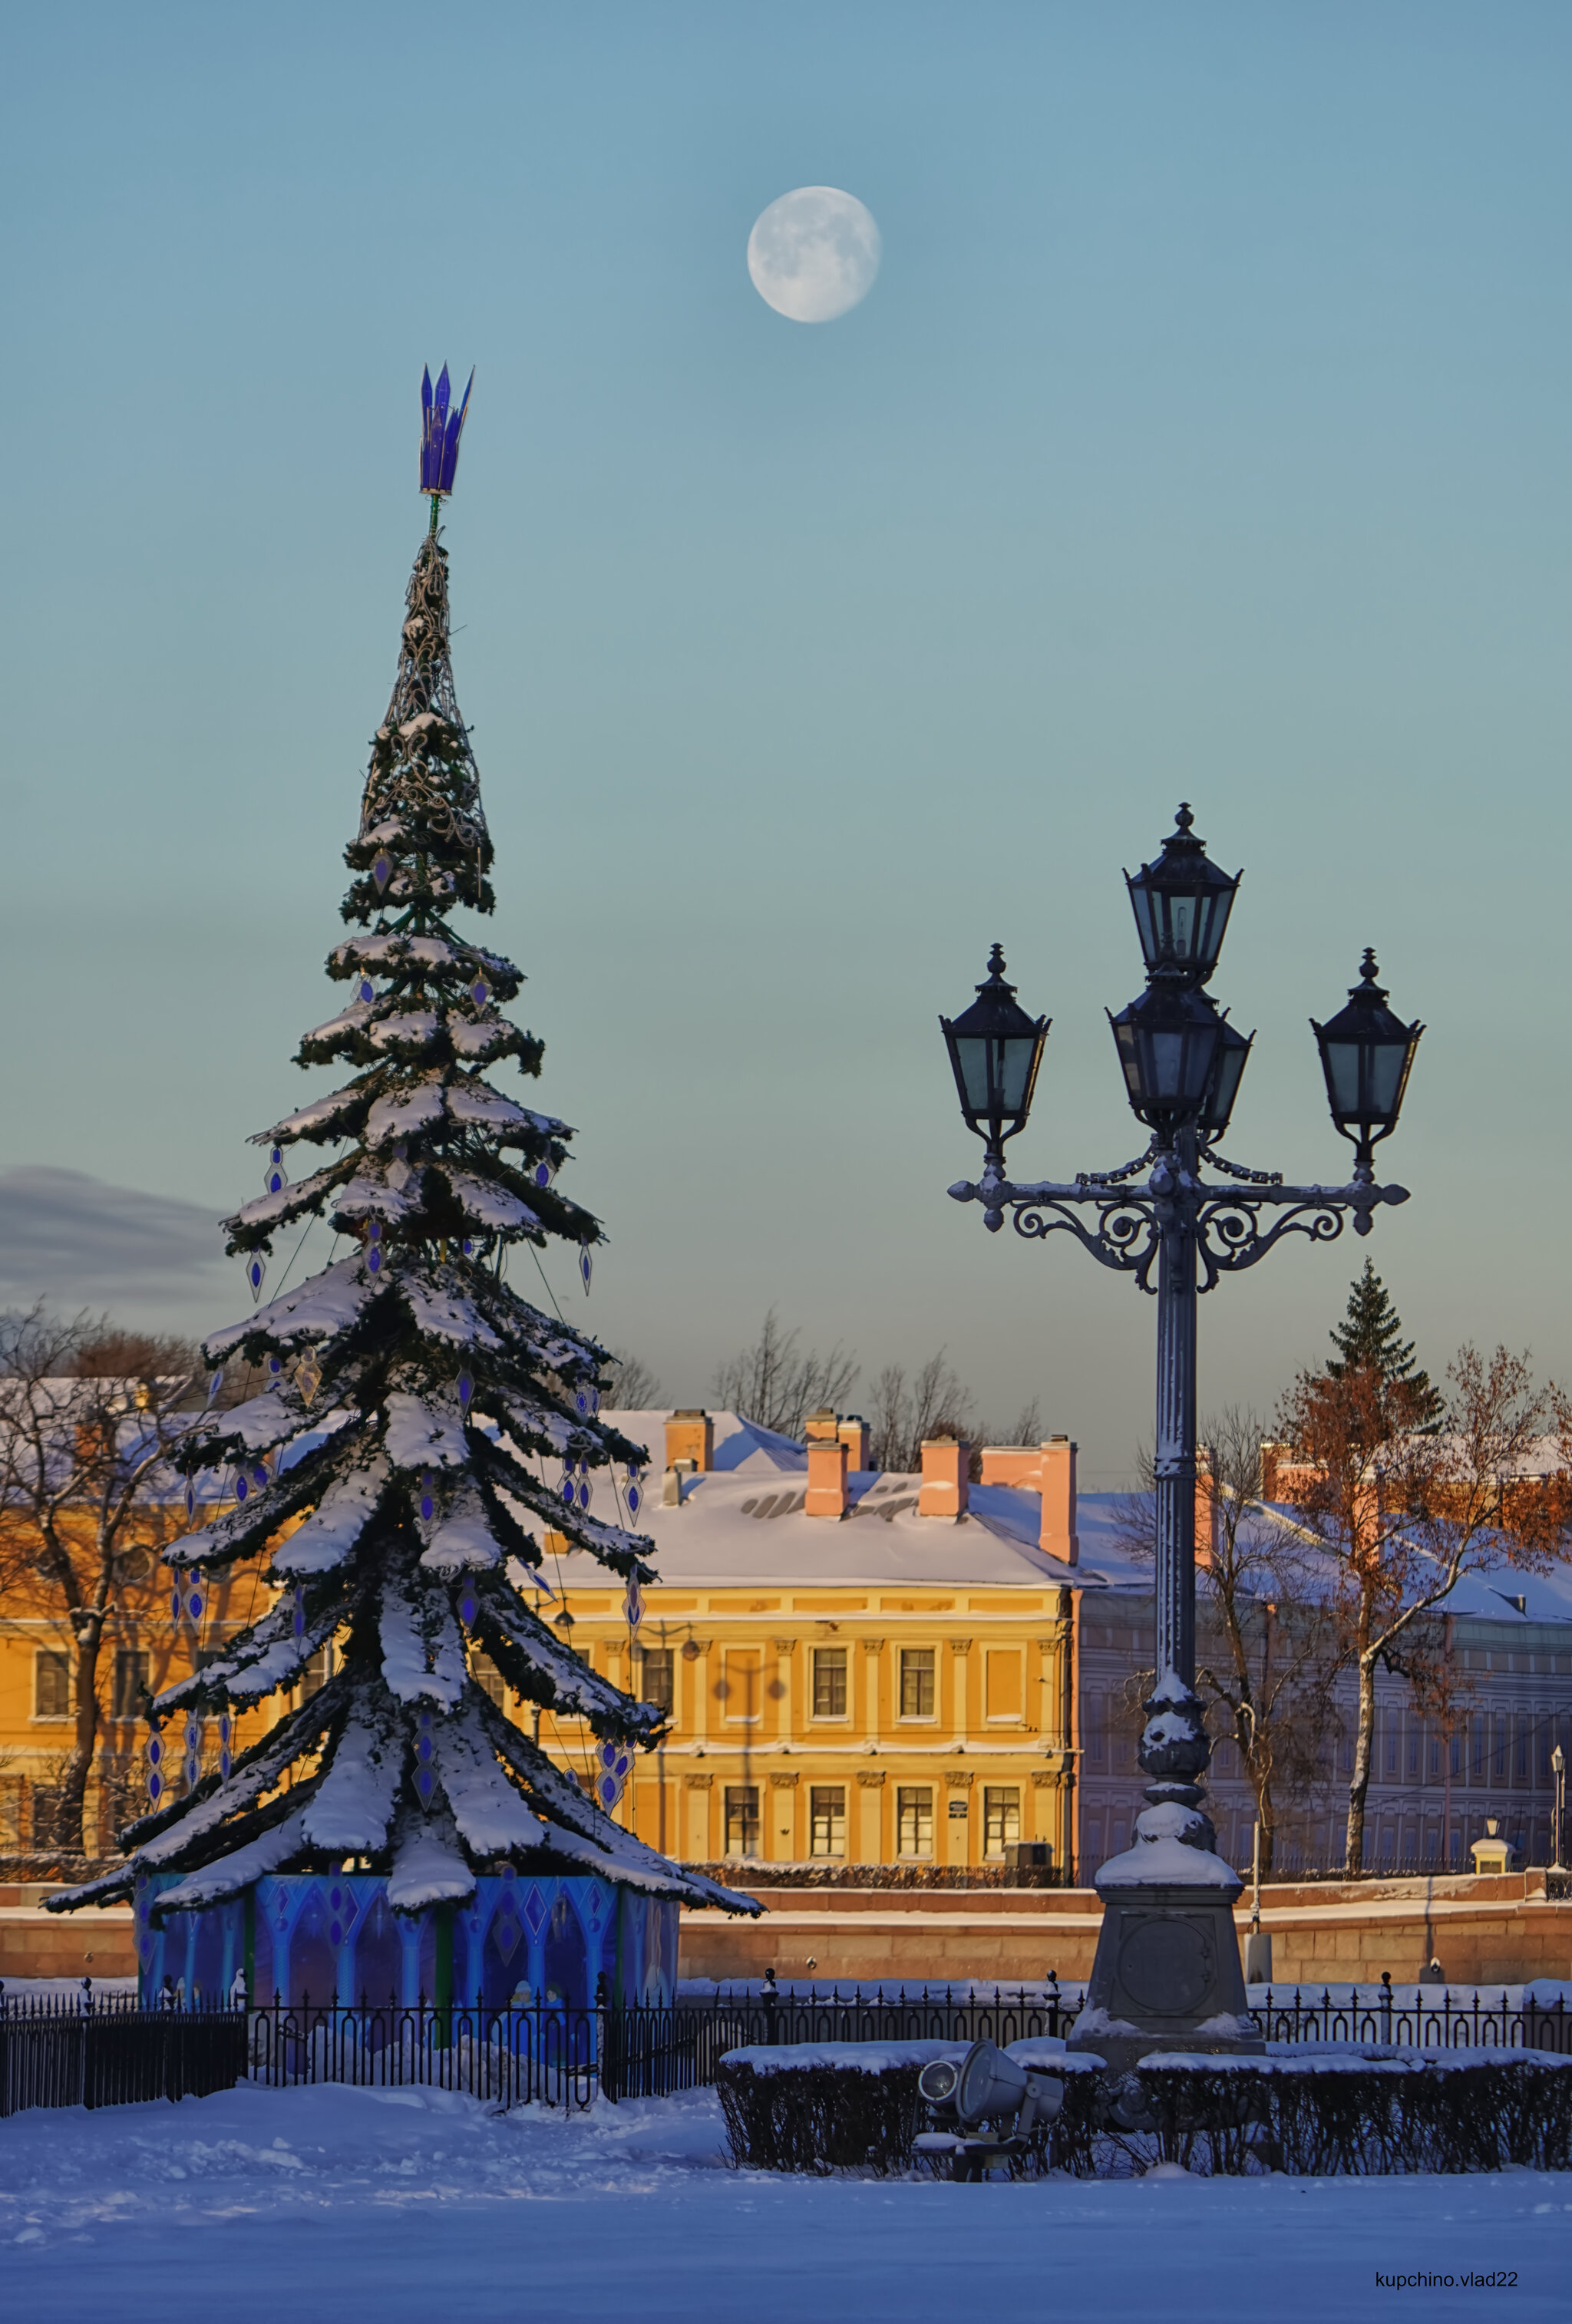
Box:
(1, 1405, 1090, 1884)
(542, 1411, 1085, 1879)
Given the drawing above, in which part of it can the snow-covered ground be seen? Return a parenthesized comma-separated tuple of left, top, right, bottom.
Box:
(4, 2079, 1569, 2322)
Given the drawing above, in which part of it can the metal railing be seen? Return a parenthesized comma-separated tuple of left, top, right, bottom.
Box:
(246, 1993, 601, 2109)
(1253, 1976, 1571, 2053)
(0, 1986, 246, 2118)
(2, 1974, 1567, 2118)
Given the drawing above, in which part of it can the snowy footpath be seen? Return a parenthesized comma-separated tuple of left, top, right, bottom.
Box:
(3, 2080, 1568, 2323)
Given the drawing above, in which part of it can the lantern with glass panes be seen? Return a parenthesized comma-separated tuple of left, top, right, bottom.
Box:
(1124, 803, 1240, 985)
(939, 804, 1421, 2063)
(1311, 949, 1425, 1181)
(938, 944, 1049, 1170)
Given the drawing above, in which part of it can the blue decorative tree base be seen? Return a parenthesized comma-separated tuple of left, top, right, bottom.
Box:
(136, 1868, 678, 2012)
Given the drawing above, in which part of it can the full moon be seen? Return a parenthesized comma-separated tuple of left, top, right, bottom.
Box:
(747, 187, 881, 323)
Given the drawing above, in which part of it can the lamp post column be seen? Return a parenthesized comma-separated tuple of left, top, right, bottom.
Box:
(1144, 1132, 1214, 1834)
(1068, 1123, 1256, 2071)
(1151, 1134, 1199, 1704)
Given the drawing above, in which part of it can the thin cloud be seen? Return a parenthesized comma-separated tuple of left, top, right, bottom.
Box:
(0, 1165, 229, 1316)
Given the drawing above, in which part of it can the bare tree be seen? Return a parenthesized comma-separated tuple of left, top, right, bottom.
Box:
(712, 1309, 858, 1439)
(983, 1397, 1044, 1453)
(1276, 1345, 1572, 1877)
(0, 1306, 197, 1854)
(604, 1347, 664, 1409)
(866, 1354, 973, 1472)
(1113, 1408, 1342, 1873)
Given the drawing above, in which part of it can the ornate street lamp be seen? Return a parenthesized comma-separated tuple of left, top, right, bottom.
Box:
(1312, 949, 1425, 1181)
(1108, 984, 1226, 1134)
(1125, 803, 1240, 984)
(942, 806, 1418, 2068)
(940, 944, 1049, 1172)
(1553, 1743, 1567, 1874)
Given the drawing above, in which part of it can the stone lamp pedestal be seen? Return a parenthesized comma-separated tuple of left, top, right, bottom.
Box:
(1068, 1684, 1262, 2077)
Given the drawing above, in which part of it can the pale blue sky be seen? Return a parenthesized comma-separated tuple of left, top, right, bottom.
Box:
(5, 5, 1570, 1479)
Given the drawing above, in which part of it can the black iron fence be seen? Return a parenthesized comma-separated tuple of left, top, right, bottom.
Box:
(1253, 1977, 1571, 2053)
(0, 1988, 245, 2118)
(2, 1976, 1567, 2119)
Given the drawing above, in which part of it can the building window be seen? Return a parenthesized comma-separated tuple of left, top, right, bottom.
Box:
(1450, 1729, 1462, 1779)
(811, 1646, 847, 1719)
(1471, 1715, 1485, 1780)
(299, 1645, 334, 1699)
(896, 1786, 933, 1857)
(112, 1650, 150, 1722)
(1515, 1718, 1529, 1783)
(640, 1647, 675, 1712)
(472, 1653, 508, 1709)
(899, 1649, 935, 1721)
(1085, 1698, 1105, 1765)
(1385, 1715, 1399, 1777)
(719, 1649, 761, 1725)
(983, 1787, 1021, 1859)
(35, 1650, 71, 1720)
(984, 1649, 1022, 1723)
(30, 1786, 62, 1847)
(809, 1786, 846, 1858)
(724, 1786, 761, 1859)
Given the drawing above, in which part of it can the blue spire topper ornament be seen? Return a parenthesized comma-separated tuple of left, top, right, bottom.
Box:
(419, 364, 474, 507)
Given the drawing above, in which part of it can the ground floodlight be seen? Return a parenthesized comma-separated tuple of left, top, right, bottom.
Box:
(917, 2058, 960, 2108)
(954, 2042, 1029, 2126)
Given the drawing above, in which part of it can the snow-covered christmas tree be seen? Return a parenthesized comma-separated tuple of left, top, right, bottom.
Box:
(54, 371, 745, 1935)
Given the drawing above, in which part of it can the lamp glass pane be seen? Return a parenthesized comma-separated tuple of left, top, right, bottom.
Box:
(1369, 1041, 1408, 1114)
(1114, 1020, 1141, 1100)
(953, 1036, 992, 1113)
(1131, 889, 1158, 960)
(998, 1035, 1035, 1111)
(1148, 1031, 1185, 1096)
(1208, 1043, 1247, 1127)
(1324, 1041, 1362, 1114)
(1170, 896, 1197, 960)
(1203, 888, 1233, 965)
(1185, 1022, 1220, 1098)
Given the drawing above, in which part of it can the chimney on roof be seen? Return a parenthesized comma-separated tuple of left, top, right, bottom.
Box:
(1259, 1441, 1286, 1503)
(919, 1438, 969, 1520)
(979, 1438, 1079, 1563)
(838, 1413, 870, 1471)
(979, 1445, 1044, 1491)
(1039, 1437, 1078, 1566)
(804, 1407, 839, 1443)
(806, 1437, 849, 1519)
(665, 1410, 713, 1474)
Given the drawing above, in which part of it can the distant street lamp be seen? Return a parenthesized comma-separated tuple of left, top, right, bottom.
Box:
(1553, 1744, 1567, 1874)
(942, 804, 1422, 2067)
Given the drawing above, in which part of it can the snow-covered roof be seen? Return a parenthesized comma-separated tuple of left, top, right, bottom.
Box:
(603, 1408, 809, 1477)
(547, 1414, 1155, 1596)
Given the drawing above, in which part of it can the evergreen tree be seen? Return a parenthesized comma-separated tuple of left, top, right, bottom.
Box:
(1326, 1259, 1441, 1424)
(54, 402, 745, 1925)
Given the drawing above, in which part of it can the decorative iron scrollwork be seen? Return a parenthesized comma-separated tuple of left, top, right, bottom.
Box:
(950, 1154, 1407, 1295)
(1012, 1195, 1162, 1289)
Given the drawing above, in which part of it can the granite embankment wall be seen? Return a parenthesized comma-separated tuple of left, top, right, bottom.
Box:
(678, 1873, 1572, 1989)
(5, 1873, 1567, 1992)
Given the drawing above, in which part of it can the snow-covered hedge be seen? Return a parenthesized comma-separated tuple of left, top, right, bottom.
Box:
(718, 2038, 1572, 2178)
(1134, 2048, 1572, 2177)
(716, 2039, 1105, 2177)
